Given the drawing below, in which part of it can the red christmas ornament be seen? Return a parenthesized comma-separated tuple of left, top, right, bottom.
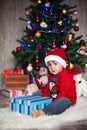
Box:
(73, 26, 79, 31)
(85, 48, 87, 53)
(52, 43, 56, 49)
(25, 10, 30, 16)
(35, 65, 40, 71)
(80, 39, 86, 46)
(29, 35, 33, 40)
(73, 10, 78, 15)
(35, 57, 40, 64)
(79, 48, 85, 53)
(16, 46, 22, 52)
(49, 11, 54, 17)
(54, 27, 58, 33)
(35, 17, 41, 24)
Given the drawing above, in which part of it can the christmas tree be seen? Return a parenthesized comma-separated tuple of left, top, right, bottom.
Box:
(12, 0, 87, 73)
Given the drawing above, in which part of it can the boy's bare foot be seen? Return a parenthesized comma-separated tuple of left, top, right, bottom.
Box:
(32, 109, 46, 118)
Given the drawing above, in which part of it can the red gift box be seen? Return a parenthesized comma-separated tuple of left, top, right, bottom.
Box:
(2, 69, 24, 78)
(2, 75, 29, 90)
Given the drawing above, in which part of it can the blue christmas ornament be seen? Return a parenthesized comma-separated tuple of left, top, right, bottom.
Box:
(46, 30, 52, 33)
(60, 29, 64, 33)
(36, 42, 41, 47)
(62, 18, 67, 24)
(67, 20, 71, 24)
(60, 29, 67, 38)
(27, 44, 32, 48)
(42, 10, 49, 17)
(21, 42, 29, 51)
(21, 42, 26, 48)
(63, 18, 67, 21)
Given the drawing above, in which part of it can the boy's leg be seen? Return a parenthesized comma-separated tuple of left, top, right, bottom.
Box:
(43, 97, 74, 115)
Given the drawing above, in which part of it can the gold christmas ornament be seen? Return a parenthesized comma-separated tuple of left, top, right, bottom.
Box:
(84, 63, 87, 69)
(67, 33, 72, 42)
(37, 0, 42, 4)
(69, 62, 74, 69)
(35, 31, 41, 38)
(62, 9, 67, 14)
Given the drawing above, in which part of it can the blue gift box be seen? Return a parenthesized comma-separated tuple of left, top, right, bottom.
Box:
(10, 95, 53, 115)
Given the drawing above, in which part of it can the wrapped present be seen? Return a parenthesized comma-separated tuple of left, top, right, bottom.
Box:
(2, 69, 24, 78)
(3, 75, 29, 90)
(10, 95, 53, 115)
(1, 89, 25, 98)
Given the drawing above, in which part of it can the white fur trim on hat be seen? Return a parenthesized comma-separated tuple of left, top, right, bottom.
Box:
(45, 55, 66, 68)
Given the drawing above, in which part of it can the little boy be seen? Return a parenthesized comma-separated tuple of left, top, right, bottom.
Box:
(32, 48, 77, 117)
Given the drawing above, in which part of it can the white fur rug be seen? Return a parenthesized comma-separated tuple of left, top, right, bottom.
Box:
(0, 97, 87, 130)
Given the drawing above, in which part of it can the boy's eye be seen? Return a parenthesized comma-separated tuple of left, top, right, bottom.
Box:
(48, 63, 51, 66)
(54, 62, 57, 65)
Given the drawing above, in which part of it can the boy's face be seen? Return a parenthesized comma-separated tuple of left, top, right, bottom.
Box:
(47, 60, 63, 75)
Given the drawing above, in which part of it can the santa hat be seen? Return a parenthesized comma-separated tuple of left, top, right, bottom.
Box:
(44, 48, 66, 68)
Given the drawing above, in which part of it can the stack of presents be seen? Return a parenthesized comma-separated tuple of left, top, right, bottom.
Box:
(1, 69, 52, 115)
(2, 69, 28, 97)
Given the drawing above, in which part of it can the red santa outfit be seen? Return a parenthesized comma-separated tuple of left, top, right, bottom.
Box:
(35, 48, 77, 115)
